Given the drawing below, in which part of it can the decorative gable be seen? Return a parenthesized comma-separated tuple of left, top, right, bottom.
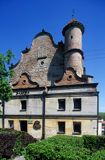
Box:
(55, 68, 87, 86)
(13, 73, 38, 89)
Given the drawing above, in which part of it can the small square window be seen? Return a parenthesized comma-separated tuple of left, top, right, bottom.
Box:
(58, 99, 65, 111)
(20, 100, 27, 111)
(58, 122, 65, 134)
(73, 122, 81, 135)
(73, 98, 81, 111)
(8, 120, 14, 129)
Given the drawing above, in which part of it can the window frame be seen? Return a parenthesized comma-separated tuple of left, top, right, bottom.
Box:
(20, 100, 27, 112)
(73, 98, 81, 111)
(57, 99, 66, 111)
(72, 122, 81, 135)
(8, 120, 14, 129)
(57, 122, 65, 134)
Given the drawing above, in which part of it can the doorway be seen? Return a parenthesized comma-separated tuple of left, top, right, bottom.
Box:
(20, 120, 27, 132)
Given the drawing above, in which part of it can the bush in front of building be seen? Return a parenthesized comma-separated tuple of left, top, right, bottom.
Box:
(46, 135, 84, 147)
(23, 135, 105, 160)
(91, 150, 105, 160)
(0, 128, 36, 159)
(83, 135, 105, 151)
(24, 135, 90, 160)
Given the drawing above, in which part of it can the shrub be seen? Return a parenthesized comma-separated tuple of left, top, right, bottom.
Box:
(47, 135, 84, 148)
(24, 135, 90, 160)
(83, 135, 105, 151)
(83, 135, 98, 152)
(0, 128, 36, 159)
(91, 150, 105, 160)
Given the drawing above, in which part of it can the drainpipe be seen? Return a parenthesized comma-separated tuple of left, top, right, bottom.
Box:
(97, 92, 99, 136)
(42, 87, 47, 139)
(2, 100, 5, 128)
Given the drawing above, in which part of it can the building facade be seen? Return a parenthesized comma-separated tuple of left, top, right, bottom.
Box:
(98, 119, 105, 135)
(0, 19, 99, 139)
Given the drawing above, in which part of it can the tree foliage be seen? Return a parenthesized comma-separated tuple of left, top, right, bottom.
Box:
(0, 128, 37, 159)
(99, 112, 105, 120)
(0, 50, 14, 102)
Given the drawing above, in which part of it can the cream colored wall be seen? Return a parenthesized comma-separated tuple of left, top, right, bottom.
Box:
(5, 118, 42, 139)
(0, 103, 2, 128)
(0, 119, 2, 128)
(5, 118, 97, 139)
(45, 119, 97, 138)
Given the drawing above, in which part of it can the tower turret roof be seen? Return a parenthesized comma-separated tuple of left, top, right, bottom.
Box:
(62, 18, 84, 36)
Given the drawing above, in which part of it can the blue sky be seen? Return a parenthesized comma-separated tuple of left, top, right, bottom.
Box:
(0, 0, 105, 112)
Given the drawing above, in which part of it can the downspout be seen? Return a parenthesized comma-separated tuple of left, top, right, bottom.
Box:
(42, 87, 47, 139)
(97, 92, 99, 136)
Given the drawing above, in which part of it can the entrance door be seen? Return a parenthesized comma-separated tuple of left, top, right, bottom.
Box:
(20, 121, 27, 132)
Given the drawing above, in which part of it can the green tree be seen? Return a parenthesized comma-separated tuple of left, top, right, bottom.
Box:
(0, 50, 14, 128)
(99, 112, 105, 120)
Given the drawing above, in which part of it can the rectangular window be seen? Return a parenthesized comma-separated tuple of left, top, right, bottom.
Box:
(37, 47, 47, 59)
(73, 122, 81, 135)
(58, 99, 65, 111)
(20, 120, 27, 132)
(73, 98, 81, 111)
(20, 100, 27, 111)
(58, 122, 65, 134)
(8, 120, 14, 129)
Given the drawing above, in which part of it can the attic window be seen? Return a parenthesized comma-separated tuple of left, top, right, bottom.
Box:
(41, 61, 44, 65)
(67, 75, 72, 81)
(22, 80, 26, 85)
(71, 35, 73, 39)
(37, 47, 47, 60)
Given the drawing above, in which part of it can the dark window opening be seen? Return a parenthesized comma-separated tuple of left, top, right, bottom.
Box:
(20, 121, 27, 132)
(73, 122, 81, 135)
(73, 98, 81, 111)
(41, 61, 44, 65)
(21, 100, 27, 111)
(8, 120, 14, 129)
(58, 122, 65, 134)
(58, 99, 65, 111)
(71, 35, 73, 39)
(67, 75, 72, 81)
(23, 80, 26, 83)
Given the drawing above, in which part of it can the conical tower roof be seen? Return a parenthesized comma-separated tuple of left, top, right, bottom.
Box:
(62, 18, 84, 36)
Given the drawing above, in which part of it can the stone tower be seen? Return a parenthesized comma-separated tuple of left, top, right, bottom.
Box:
(62, 19, 84, 77)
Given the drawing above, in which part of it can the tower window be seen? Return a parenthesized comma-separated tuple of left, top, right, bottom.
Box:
(73, 122, 81, 135)
(58, 122, 65, 134)
(71, 35, 73, 39)
(73, 98, 81, 111)
(41, 61, 44, 65)
(20, 100, 27, 111)
(58, 99, 65, 111)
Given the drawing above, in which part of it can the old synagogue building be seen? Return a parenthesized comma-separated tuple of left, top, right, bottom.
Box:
(0, 19, 99, 139)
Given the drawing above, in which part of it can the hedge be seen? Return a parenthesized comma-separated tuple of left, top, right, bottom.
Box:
(0, 128, 36, 159)
(24, 135, 90, 160)
(24, 135, 105, 160)
(83, 135, 105, 151)
(91, 150, 105, 160)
